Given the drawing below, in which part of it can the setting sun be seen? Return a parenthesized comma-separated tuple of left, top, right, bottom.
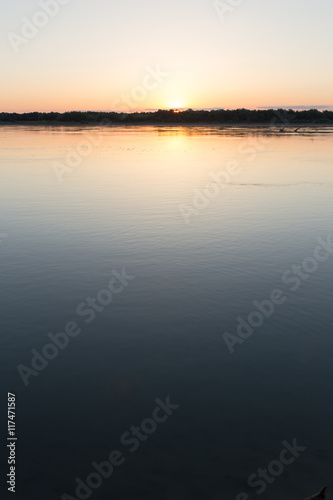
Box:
(168, 99, 185, 110)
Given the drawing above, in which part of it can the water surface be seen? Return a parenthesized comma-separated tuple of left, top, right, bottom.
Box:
(0, 125, 332, 499)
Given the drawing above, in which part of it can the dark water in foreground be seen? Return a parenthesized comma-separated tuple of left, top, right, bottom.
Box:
(0, 126, 332, 500)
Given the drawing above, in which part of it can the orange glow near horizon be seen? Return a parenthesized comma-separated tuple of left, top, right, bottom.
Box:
(1, 73, 332, 113)
(2, 85, 333, 114)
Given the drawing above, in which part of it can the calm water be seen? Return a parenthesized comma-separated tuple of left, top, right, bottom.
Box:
(0, 125, 332, 500)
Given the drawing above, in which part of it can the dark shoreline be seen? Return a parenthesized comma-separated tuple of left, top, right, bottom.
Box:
(1, 121, 333, 129)
(1, 108, 333, 128)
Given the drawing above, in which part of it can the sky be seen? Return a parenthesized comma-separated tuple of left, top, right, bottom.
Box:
(0, 0, 332, 113)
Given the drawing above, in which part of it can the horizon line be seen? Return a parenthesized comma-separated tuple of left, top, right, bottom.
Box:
(1, 106, 333, 115)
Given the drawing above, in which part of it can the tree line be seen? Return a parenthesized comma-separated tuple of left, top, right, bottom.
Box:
(1, 108, 332, 125)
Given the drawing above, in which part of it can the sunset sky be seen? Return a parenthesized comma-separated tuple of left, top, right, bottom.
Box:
(1, 0, 332, 113)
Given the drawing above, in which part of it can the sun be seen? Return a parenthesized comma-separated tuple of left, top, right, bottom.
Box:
(168, 98, 185, 110)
